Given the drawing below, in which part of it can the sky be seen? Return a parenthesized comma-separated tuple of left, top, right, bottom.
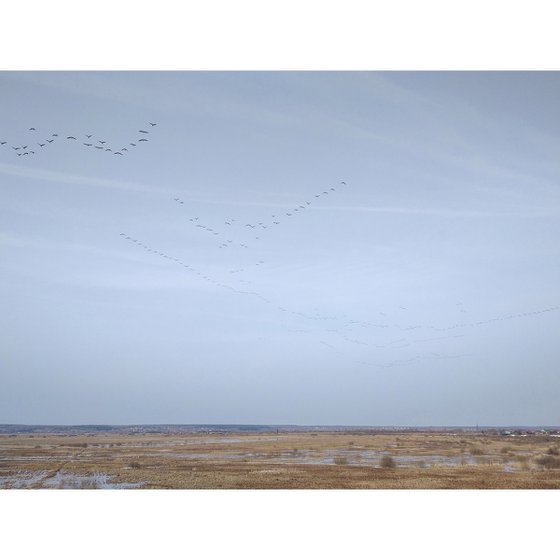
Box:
(1, 71, 559, 426)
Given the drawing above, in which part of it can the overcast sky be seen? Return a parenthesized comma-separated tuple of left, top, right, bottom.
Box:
(1, 71, 559, 425)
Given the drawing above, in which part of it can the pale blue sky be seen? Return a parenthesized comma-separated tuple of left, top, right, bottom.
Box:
(1, 72, 559, 425)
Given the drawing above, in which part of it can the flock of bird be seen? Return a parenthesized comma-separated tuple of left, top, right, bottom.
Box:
(1, 122, 157, 158)
(115, 131, 560, 369)
(172, 181, 350, 273)
(6, 119, 557, 370)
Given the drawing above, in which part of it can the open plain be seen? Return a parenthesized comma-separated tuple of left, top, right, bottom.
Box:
(1, 428, 560, 489)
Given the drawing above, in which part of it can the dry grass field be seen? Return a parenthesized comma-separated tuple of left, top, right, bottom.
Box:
(1, 430, 559, 489)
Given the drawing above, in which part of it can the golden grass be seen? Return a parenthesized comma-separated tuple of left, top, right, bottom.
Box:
(1, 431, 560, 489)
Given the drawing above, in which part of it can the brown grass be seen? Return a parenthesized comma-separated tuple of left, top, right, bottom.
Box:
(2, 431, 560, 489)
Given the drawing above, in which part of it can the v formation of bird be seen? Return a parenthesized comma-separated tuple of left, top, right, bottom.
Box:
(0, 122, 157, 158)
(117, 146, 560, 369)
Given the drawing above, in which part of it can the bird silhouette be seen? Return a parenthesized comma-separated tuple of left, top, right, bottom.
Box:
(138, 130, 149, 134)
(149, 122, 157, 126)
(138, 138, 148, 142)
(38, 143, 46, 147)
(29, 127, 36, 131)
(67, 136, 77, 140)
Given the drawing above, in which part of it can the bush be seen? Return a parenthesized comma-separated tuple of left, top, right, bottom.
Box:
(333, 456, 348, 465)
(380, 455, 396, 468)
(546, 446, 559, 456)
(535, 455, 560, 469)
(468, 446, 484, 456)
(129, 461, 141, 469)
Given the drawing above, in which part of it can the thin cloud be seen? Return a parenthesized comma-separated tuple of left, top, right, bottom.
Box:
(0, 162, 169, 195)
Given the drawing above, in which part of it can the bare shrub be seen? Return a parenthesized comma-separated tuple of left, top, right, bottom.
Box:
(546, 446, 559, 456)
(129, 461, 141, 469)
(380, 455, 396, 468)
(500, 446, 511, 454)
(333, 456, 348, 465)
(535, 455, 560, 469)
(468, 446, 484, 456)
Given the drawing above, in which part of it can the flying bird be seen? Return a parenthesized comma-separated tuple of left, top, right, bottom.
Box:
(47, 139, 54, 143)
(99, 140, 106, 145)
(86, 134, 93, 138)
(84, 143, 93, 146)
(114, 152, 123, 155)
(29, 127, 35, 131)
(138, 130, 149, 134)
(67, 136, 77, 140)
(38, 143, 45, 147)
(149, 122, 157, 126)
(138, 138, 148, 142)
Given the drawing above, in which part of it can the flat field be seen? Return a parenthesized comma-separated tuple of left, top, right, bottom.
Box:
(1, 430, 559, 489)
